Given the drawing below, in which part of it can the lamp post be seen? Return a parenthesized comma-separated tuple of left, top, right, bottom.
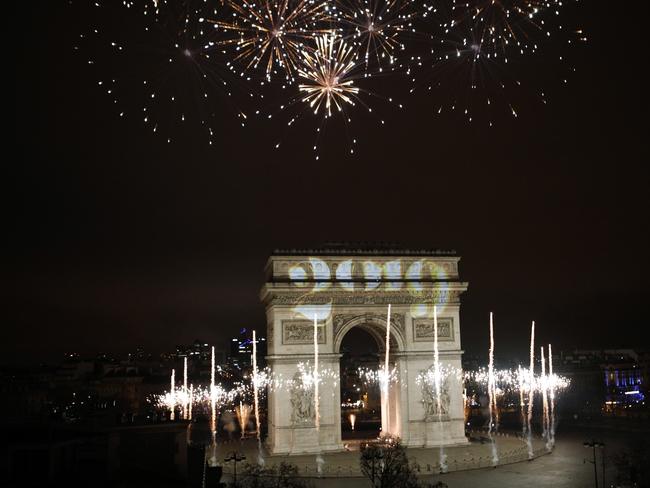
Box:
(224, 451, 246, 487)
(583, 440, 605, 488)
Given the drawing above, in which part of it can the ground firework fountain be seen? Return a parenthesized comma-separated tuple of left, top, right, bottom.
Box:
(188, 384, 193, 420)
(209, 346, 217, 466)
(518, 365, 526, 440)
(487, 312, 499, 466)
(169, 368, 176, 420)
(151, 319, 571, 477)
(526, 321, 535, 459)
(183, 357, 188, 419)
(313, 313, 324, 475)
(236, 402, 252, 438)
(548, 343, 556, 449)
(541, 346, 550, 448)
(252, 330, 264, 465)
(381, 304, 392, 437)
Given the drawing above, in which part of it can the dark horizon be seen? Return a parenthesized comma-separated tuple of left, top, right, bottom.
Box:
(9, 1, 649, 366)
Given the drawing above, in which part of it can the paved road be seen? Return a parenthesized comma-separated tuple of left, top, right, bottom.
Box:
(303, 427, 638, 488)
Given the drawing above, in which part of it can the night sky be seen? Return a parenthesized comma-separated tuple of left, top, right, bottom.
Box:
(10, 1, 649, 365)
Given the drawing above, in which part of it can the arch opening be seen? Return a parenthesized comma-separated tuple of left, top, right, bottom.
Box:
(339, 325, 397, 440)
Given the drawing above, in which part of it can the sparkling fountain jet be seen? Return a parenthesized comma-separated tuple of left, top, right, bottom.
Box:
(488, 312, 499, 465)
(526, 321, 535, 459)
(183, 357, 188, 419)
(252, 330, 261, 440)
(252, 330, 264, 465)
(170, 368, 176, 420)
(548, 343, 556, 449)
(313, 314, 320, 432)
(237, 401, 252, 438)
(541, 346, 550, 451)
(518, 365, 526, 439)
(349, 413, 356, 431)
(209, 345, 217, 464)
(381, 304, 392, 436)
(188, 384, 193, 420)
(313, 313, 324, 475)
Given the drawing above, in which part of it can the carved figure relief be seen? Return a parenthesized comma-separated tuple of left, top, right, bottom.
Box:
(413, 317, 454, 342)
(420, 371, 450, 420)
(290, 372, 315, 425)
(282, 320, 325, 345)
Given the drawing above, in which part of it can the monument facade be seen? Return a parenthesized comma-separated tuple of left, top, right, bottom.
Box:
(260, 247, 469, 455)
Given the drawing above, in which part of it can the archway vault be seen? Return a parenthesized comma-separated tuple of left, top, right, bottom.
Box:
(333, 314, 406, 354)
(261, 248, 469, 455)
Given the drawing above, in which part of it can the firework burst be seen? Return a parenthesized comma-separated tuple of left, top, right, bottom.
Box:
(298, 34, 361, 116)
(338, 0, 418, 72)
(462, 0, 567, 56)
(73, 0, 255, 144)
(408, 0, 584, 125)
(211, 0, 333, 81)
(73, 0, 585, 155)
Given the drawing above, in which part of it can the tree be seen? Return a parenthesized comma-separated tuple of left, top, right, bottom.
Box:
(360, 437, 421, 488)
(237, 462, 312, 488)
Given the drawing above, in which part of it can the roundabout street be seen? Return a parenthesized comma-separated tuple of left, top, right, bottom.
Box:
(306, 427, 641, 488)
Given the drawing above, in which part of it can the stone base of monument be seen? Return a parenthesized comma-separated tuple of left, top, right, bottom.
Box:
(217, 433, 551, 478)
(404, 418, 470, 448)
(265, 424, 344, 455)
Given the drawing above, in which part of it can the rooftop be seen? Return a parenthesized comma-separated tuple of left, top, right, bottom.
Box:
(272, 242, 457, 257)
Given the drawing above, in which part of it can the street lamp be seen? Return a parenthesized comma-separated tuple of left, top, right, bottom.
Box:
(583, 439, 605, 488)
(224, 451, 246, 487)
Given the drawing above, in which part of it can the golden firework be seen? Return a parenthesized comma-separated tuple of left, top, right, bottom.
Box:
(298, 34, 361, 116)
(212, 0, 333, 80)
(339, 0, 416, 69)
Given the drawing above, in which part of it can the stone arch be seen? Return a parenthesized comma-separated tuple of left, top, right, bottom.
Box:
(333, 314, 406, 354)
(262, 250, 469, 454)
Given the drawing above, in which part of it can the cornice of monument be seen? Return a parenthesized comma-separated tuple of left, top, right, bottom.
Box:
(270, 244, 458, 257)
(260, 282, 468, 306)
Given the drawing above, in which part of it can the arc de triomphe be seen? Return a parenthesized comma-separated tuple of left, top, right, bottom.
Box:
(260, 247, 469, 455)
